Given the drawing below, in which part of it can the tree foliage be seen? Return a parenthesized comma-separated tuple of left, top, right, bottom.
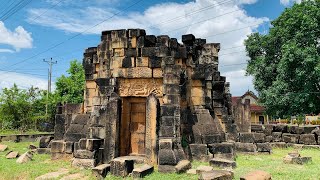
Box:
(55, 60, 85, 104)
(0, 60, 85, 131)
(245, 1, 320, 117)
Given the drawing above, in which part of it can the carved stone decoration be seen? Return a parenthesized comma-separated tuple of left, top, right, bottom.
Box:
(118, 78, 163, 97)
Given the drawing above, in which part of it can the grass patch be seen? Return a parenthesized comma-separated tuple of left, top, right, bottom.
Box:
(1, 141, 320, 180)
(0, 141, 93, 180)
(0, 130, 53, 136)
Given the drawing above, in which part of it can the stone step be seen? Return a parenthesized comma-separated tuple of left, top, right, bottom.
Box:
(132, 164, 154, 178)
(110, 157, 134, 177)
(92, 164, 110, 179)
(175, 160, 191, 173)
(209, 158, 236, 168)
(199, 170, 233, 180)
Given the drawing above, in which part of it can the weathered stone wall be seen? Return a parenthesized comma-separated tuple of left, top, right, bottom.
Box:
(53, 29, 236, 167)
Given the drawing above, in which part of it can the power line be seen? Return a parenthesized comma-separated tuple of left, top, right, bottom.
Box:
(1, 0, 144, 72)
(0, 0, 33, 22)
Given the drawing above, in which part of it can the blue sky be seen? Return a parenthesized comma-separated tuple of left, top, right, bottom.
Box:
(0, 0, 300, 95)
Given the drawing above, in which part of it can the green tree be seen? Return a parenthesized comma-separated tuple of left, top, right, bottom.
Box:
(245, 0, 320, 117)
(55, 60, 85, 104)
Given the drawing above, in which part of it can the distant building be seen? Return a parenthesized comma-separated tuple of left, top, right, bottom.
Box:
(232, 91, 268, 125)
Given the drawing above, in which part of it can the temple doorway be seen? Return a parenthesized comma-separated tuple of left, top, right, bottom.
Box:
(120, 97, 146, 156)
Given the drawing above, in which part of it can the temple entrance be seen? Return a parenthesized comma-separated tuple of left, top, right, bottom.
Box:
(120, 98, 146, 156)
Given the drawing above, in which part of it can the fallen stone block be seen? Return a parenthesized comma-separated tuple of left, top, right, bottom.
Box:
(199, 170, 233, 180)
(209, 158, 236, 168)
(235, 143, 257, 153)
(240, 170, 272, 180)
(60, 173, 86, 180)
(251, 124, 264, 132)
(283, 155, 312, 165)
(16, 151, 33, 164)
(72, 158, 96, 169)
(132, 164, 154, 178)
(270, 142, 287, 148)
(158, 165, 175, 173)
(92, 164, 110, 179)
(35, 168, 69, 180)
(263, 125, 274, 136)
(29, 144, 37, 150)
(196, 165, 213, 174)
(256, 143, 272, 153)
(303, 126, 318, 134)
(213, 153, 235, 160)
(74, 150, 97, 159)
(0, 144, 8, 152)
(110, 157, 134, 177)
(175, 160, 191, 173)
(282, 133, 299, 144)
(186, 169, 197, 175)
(6, 151, 19, 159)
(208, 142, 234, 155)
(158, 149, 177, 165)
(302, 145, 320, 149)
(299, 134, 317, 145)
(39, 136, 54, 148)
(37, 148, 51, 154)
(190, 144, 211, 162)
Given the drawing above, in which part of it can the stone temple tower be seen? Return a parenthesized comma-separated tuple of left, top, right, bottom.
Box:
(52, 29, 236, 173)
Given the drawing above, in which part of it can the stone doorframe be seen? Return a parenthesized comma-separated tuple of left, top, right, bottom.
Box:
(118, 93, 159, 164)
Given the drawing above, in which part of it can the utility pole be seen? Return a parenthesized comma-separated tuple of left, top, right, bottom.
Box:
(43, 58, 57, 116)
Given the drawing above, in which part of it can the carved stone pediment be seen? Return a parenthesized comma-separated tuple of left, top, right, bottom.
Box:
(118, 78, 163, 97)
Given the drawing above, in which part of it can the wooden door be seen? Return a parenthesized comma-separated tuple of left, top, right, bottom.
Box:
(130, 102, 146, 155)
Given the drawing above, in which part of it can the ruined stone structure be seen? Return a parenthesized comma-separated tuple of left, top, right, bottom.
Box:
(52, 29, 236, 172)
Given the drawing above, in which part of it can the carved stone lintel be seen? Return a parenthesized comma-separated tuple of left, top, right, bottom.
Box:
(118, 78, 163, 97)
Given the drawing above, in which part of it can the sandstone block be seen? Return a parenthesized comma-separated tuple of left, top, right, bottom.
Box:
(208, 142, 234, 155)
(272, 132, 282, 142)
(270, 142, 287, 148)
(282, 133, 299, 143)
(235, 143, 257, 153)
(132, 164, 154, 178)
(86, 139, 102, 151)
(39, 136, 54, 148)
(175, 160, 191, 173)
(274, 124, 288, 132)
(238, 133, 255, 143)
(0, 144, 8, 152)
(37, 148, 50, 154)
(199, 170, 233, 180)
(256, 143, 272, 153)
(92, 164, 110, 179)
(16, 151, 33, 164)
(158, 149, 177, 165)
(72, 158, 96, 169)
(110, 157, 134, 177)
(51, 140, 65, 153)
(209, 158, 236, 168)
(240, 170, 272, 180)
(196, 165, 213, 174)
(6, 151, 19, 159)
(299, 134, 317, 145)
(158, 165, 175, 173)
(253, 133, 266, 143)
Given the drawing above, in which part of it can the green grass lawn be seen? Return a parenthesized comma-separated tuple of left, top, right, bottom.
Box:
(0, 141, 93, 180)
(0, 141, 320, 180)
(0, 129, 53, 136)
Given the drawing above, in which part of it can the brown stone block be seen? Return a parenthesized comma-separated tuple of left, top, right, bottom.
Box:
(111, 68, 126, 78)
(152, 68, 163, 78)
(113, 48, 125, 57)
(127, 67, 152, 78)
(110, 57, 124, 69)
(136, 57, 149, 67)
(191, 87, 204, 97)
(86, 80, 97, 89)
(131, 37, 137, 48)
(190, 96, 205, 106)
(111, 39, 127, 49)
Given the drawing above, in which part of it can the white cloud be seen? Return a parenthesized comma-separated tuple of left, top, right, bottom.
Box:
(0, 49, 15, 53)
(0, 21, 33, 51)
(27, 0, 268, 95)
(280, 0, 302, 6)
(0, 71, 47, 90)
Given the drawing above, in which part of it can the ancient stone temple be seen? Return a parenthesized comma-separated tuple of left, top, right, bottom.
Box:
(52, 29, 236, 174)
